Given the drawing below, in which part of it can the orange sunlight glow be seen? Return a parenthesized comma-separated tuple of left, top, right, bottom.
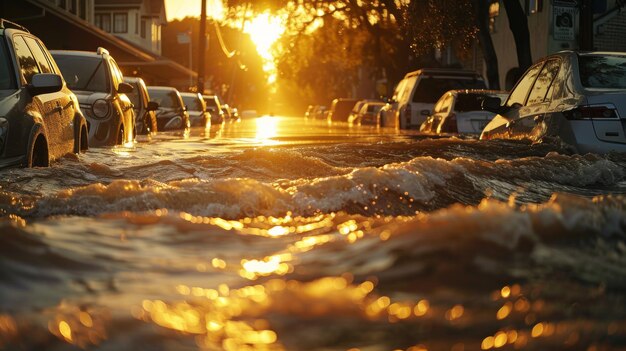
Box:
(244, 12, 285, 85)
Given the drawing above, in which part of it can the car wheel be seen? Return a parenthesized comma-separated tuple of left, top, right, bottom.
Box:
(27, 133, 49, 168)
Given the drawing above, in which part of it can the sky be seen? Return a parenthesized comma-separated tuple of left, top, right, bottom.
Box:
(164, 0, 225, 21)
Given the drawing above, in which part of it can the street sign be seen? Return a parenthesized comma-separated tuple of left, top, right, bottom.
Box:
(177, 32, 191, 44)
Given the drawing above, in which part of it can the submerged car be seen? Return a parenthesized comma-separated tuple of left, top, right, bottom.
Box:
(358, 102, 386, 126)
(180, 92, 208, 127)
(327, 98, 359, 123)
(480, 51, 626, 154)
(51, 47, 135, 146)
(420, 89, 508, 135)
(124, 77, 158, 135)
(202, 94, 224, 124)
(388, 69, 487, 129)
(0, 20, 88, 168)
(148, 86, 189, 130)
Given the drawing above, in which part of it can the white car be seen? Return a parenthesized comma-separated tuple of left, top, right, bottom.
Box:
(420, 90, 508, 135)
(389, 68, 487, 129)
(480, 51, 626, 154)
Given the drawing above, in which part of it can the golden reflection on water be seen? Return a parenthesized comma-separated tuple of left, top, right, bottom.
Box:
(255, 116, 280, 145)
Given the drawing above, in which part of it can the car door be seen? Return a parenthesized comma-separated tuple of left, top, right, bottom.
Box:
(11, 35, 64, 152)
(24, 36, 75, 151)
(511, 59, 561, 140)
(484, 62, 544, 139)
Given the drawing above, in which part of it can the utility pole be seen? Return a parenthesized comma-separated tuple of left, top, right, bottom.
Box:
(579, 0, 594, 50)
(197, 0, 207, 94)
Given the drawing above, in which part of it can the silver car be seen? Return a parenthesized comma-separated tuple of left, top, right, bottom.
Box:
(180, 92, 208, 127)
(52, 48, 135, 147)
(481, 51, 626, 154)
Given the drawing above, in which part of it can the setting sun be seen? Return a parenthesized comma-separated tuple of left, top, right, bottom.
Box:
(244, 12, 285, 84)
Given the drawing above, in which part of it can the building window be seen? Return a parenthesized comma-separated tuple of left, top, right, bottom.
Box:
(135, 13, 139, 34)
(141, 19, 146, 38)
(489, 1, 499, 33)
(95, 13, 111, 32)
(68, 0, 77, 14)
(113, 13, 128, 33)
(79, 0, 86, 19)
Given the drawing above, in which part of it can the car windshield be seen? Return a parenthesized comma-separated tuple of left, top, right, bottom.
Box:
(0, 41, 15, 90)
(149, 89, 179, 108)
(579, 55, 626, 89)
(182, 95, 203, 111)
(413, 78, 487, 103)
(455, 93, 490, 112)
(53, 55, 108, 92)
(204, 97, 218, 107)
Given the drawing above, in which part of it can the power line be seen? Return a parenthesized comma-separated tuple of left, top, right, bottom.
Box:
(213, 21, 236, 58)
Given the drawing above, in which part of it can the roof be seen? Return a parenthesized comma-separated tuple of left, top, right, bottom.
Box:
(147, 86, 179, 91)
(449, 89, 509, 95)
(50, 50, 103, 58)
(404, 68, 483, 79)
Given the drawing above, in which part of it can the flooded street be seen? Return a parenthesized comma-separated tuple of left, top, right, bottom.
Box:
(2, 116, 626, 351)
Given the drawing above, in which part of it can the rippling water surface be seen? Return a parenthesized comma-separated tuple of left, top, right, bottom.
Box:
(1, 116, 626, 351)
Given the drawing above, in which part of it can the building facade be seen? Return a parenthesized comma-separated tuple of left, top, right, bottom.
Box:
(93, 0, 166, 55)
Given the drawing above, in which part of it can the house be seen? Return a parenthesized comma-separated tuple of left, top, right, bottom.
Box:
(93, 0, 165, 56)
(484, 0, 626, 89)
(1, 0, 195, 90)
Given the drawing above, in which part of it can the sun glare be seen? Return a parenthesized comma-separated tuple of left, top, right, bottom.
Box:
(244, 13, 285, 85)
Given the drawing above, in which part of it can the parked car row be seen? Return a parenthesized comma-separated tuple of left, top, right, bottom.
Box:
(0, 19, 241, 169)
(310, 51, 626, 154)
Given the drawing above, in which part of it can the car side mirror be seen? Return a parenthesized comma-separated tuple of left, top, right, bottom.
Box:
(420, 109, 430, 116)
(28, 73, 63, 95)
(482, 97, 502, 113)
(147, 101, 159, 111)
(117, 82, 134, 94)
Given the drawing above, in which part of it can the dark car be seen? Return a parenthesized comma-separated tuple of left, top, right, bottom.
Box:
(327, 98, 359, 123)
(51, 47, 135, 146)
(0, 19, 88, 168)
(180, 92, 208, 127)
(148, 86, 190, 130)
(124, 77, 158, 135)
(202, 94, 225, 124)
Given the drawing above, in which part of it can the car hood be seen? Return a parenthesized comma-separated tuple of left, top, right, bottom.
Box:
(73, 91, 111, 105)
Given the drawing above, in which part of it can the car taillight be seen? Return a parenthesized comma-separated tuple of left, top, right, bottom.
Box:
(92, 99, 110, 118)
(563, 105, 618, 120)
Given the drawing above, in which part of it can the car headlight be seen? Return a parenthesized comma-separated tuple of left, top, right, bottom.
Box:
(92, 99, 110, 118)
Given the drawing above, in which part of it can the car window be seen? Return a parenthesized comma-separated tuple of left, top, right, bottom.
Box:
(23, 37, 53, 74)
(182, 95, 203, 111)
(578, 54, 626, 89)
(439, 94, 453, 113)
(527, 59, 560, 105)
(412, 77, 486, 104)
(149, 89, 179, 108)
(109, 58, 124, 91)
(454, 93, 487, 112)
(0, 41, 16, 90)
(391, 79, 407, 103)
(506, 63, 543, 107)
(204, 97, 218, 107)
(400, 76, 417, 103)
(432, 94, 446, 113)
(12, 35, 40, 84)
(53, 55, 109, 92)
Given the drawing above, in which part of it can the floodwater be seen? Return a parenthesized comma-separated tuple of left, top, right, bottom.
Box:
(1, 116, 626, 351)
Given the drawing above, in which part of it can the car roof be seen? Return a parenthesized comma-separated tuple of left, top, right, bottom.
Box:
(147, 86, 178, 91)
(50, 50, 104, 58)
(404, 68, 483, 79)
(123, 76, 143, 83)
(449, 89, 508, 95)
(180, 92, 200, 98)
